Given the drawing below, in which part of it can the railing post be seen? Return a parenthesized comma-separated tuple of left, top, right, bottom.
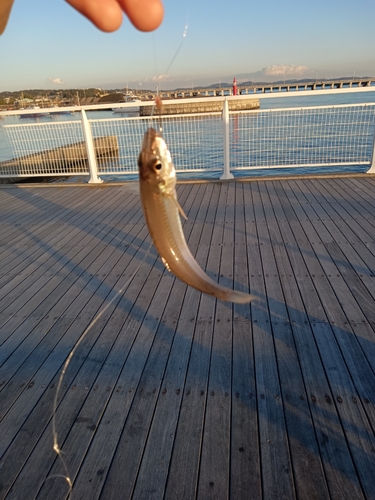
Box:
(221, 99, 234, 180)
(367, 121, 375, 173)
(81, 109, 103, 183)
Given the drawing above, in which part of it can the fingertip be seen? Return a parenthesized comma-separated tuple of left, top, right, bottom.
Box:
(66, 0, 123, 32)
(121, 0, 164, 32)
(93, 11, 123, 32)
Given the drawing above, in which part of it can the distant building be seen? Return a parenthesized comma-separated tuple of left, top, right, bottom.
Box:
(15, 97, 34, 107)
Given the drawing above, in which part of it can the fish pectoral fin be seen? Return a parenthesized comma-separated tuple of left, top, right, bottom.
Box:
(178, 201, 188, 220)
(171, 195, 188, 220)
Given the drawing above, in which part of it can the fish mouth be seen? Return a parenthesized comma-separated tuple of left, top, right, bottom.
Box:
(143, 128, 159, 150)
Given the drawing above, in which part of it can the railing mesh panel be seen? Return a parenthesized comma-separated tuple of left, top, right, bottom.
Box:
(230, 104, 375, 169)
(1, 102, 374, 178)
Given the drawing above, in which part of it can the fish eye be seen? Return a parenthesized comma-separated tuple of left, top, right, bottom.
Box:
(154, 162, 162, 170)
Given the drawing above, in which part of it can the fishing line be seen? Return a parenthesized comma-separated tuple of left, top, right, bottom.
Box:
(50, 4, 190, 494)
(164, 22, 189, 76)
(48, 239, 152, 495)
(148, 8, 190, 131)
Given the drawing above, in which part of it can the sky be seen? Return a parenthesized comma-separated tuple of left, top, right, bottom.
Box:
(1, 0, 375, 92)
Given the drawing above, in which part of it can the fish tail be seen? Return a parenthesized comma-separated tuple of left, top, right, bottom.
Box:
(221, 289, 257, 304)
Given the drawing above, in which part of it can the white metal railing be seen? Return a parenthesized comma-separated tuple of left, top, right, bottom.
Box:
(1, 91, 375, 182)
(230, 103, 375, 170)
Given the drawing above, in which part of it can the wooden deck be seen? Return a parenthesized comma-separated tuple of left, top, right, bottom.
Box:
(1, 177, 375, 500)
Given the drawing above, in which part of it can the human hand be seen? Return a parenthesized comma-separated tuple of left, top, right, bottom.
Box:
(65, 0, 164, 32)
(0, 0, 14, 34)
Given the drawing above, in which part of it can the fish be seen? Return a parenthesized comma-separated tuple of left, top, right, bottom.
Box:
(138, 127, 256, 304)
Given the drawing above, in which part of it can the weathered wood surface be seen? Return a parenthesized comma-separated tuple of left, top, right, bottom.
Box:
(1, 177, 375, 500)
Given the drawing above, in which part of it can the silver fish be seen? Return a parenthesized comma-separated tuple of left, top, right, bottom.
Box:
(138, 127, 255, 304)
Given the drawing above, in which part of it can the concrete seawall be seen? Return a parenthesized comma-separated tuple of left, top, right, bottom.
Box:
(140, 98, 260, 116)
(0, 136, 118, 183)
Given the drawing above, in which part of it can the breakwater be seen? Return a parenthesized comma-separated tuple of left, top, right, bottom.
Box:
(0, 136, 118, 183)
(140, 98, 260, 116)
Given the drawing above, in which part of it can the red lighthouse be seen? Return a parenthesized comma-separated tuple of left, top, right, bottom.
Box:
(233, 77, 237, 96)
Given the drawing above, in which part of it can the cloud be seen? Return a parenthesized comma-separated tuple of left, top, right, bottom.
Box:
(48, 77, 65, 85)
(152, 74, 173, 82)
(264, 65, 308, 77)
(134, 75, 174, 86)
(233, 65, 309, 83)
(134, 74, 176, 88)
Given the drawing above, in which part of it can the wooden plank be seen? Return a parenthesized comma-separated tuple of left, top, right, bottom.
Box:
(284, 179, 375, 441)
(278, 179, 374, 498)
(310, 179, 375, 311)
(1, 230, 160, 498)
(68, 185, 209, 500)
(0, 186, 79, 233)
(164, 183, 219, 500)
(130, 185, 210, 499)
(270, 180, 364, 499)
(130, 291, 198, 499)
(288, 180, 375, 374)
(0, 184, 132, 271)
(96, 280, 185, 498)
(0, 188, 123, 294)
(230, 182, 261, 499)
(0, 191, 141, 356)
(287, 179, 367, 323)
(196, 183, 234, 500)
(0, 189, 145, 359)
(313, 179, 375, 258)
(0, 210, 147, 417)
(0, 220, 152, 457)
(0, 187, 97, 259)
(260, 180, 330, 499)
(314, 178, 375, 254)
(249, 182, 296, 500)
(0, 186, 129, 277)
(1, 180, 375, 500)
(33, 269, 168, 499)
(0, 189, 140, 325)
(311, 320, 375, 498)
(335, 178, 375, 219)
(348, 177, 375, 206)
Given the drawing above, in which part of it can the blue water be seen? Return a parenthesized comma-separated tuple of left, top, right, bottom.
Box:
(260, 90, 375, 110)
(1, 90, 375, 180)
